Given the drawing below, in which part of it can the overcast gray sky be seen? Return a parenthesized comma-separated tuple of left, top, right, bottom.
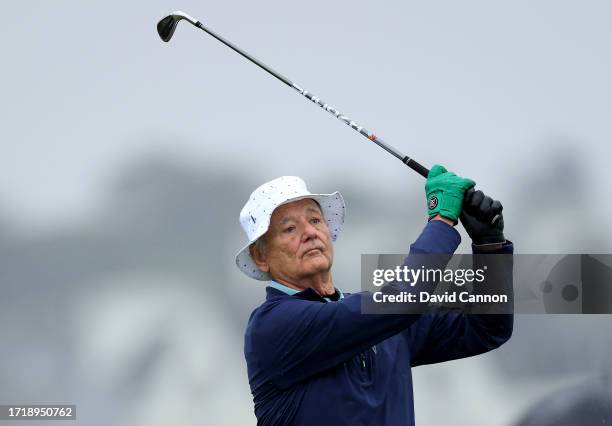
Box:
(2, 0, 611, 227)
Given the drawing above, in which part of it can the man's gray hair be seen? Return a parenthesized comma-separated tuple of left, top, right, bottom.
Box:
(252, 236, 267, 256)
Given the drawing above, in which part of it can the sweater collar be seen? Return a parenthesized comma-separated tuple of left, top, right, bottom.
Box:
(267, 280, 344, 302)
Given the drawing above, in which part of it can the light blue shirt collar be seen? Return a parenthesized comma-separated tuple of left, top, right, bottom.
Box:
(269, 280, 344, 301)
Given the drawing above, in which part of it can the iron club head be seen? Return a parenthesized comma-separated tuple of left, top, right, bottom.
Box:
(157, 11, 198, 42)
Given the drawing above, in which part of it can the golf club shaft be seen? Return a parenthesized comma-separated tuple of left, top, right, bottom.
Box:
(192, 20, 429, 178)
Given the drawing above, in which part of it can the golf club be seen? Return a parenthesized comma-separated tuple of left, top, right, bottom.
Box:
(156, 11, 501, 224)
(157, 11, 429, 177)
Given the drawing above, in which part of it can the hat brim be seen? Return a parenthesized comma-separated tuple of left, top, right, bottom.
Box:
(235, 191, 346, 281)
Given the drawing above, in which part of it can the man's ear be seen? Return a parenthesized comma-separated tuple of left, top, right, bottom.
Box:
(249, 243, 270, 273)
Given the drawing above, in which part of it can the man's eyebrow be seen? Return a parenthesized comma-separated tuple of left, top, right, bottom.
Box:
(278, 216, 296, 225)
(277, 207, 322, 225)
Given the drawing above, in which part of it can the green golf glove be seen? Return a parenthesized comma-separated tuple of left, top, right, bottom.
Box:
(426, 164, 475, 222)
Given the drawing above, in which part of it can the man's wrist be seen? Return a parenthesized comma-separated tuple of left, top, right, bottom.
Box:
(429, 214, 455, 227)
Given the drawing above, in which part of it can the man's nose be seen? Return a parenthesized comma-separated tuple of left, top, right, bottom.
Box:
(302, 221, 319, 241)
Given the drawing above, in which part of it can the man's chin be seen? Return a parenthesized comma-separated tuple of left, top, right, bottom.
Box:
(301, 257, 332, 275)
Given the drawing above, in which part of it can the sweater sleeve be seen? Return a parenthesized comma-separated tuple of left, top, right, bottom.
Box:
(407, 240, 514, 367)
(246, 220, 462, 389)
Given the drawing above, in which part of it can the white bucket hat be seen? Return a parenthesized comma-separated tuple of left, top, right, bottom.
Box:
(235, 176, 346, 280)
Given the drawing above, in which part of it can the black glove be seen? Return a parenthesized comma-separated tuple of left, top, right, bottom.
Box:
(460, 188, 505, 245)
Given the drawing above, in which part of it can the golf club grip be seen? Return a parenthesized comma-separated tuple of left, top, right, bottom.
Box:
(404, 158, 429, 178)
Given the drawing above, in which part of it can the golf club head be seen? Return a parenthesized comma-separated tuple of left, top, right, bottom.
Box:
(157, 11, 198, 42)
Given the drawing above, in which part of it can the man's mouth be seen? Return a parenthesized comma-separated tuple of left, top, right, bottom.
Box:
(303, 248, 323, 257)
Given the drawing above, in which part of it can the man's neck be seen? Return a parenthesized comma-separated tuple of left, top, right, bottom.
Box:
(273, 273, 335, 298)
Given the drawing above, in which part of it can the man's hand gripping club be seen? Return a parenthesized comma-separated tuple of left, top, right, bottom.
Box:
(425, 164, 505, 248)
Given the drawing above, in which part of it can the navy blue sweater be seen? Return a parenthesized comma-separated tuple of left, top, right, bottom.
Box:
(244, 220, 513, 425)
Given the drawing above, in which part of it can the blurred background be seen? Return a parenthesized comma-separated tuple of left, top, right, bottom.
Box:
(2, 0, 611, 424)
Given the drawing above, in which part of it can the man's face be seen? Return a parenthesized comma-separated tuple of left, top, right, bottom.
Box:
(254, 198, 334, 285)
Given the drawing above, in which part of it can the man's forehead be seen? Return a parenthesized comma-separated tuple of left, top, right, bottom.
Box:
(272, 199, 322, 223)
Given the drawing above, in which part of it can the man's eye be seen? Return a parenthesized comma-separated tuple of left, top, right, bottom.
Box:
(311, 217, 321, 224)
(283, 226, 295, 233)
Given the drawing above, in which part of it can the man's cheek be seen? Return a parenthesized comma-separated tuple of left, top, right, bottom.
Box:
(281, 248, 299, 261)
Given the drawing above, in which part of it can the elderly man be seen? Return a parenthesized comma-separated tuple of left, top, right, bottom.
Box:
(236, 166, 513, 425)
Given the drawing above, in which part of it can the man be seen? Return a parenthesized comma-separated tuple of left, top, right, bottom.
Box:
(236, 167, 513, 425)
